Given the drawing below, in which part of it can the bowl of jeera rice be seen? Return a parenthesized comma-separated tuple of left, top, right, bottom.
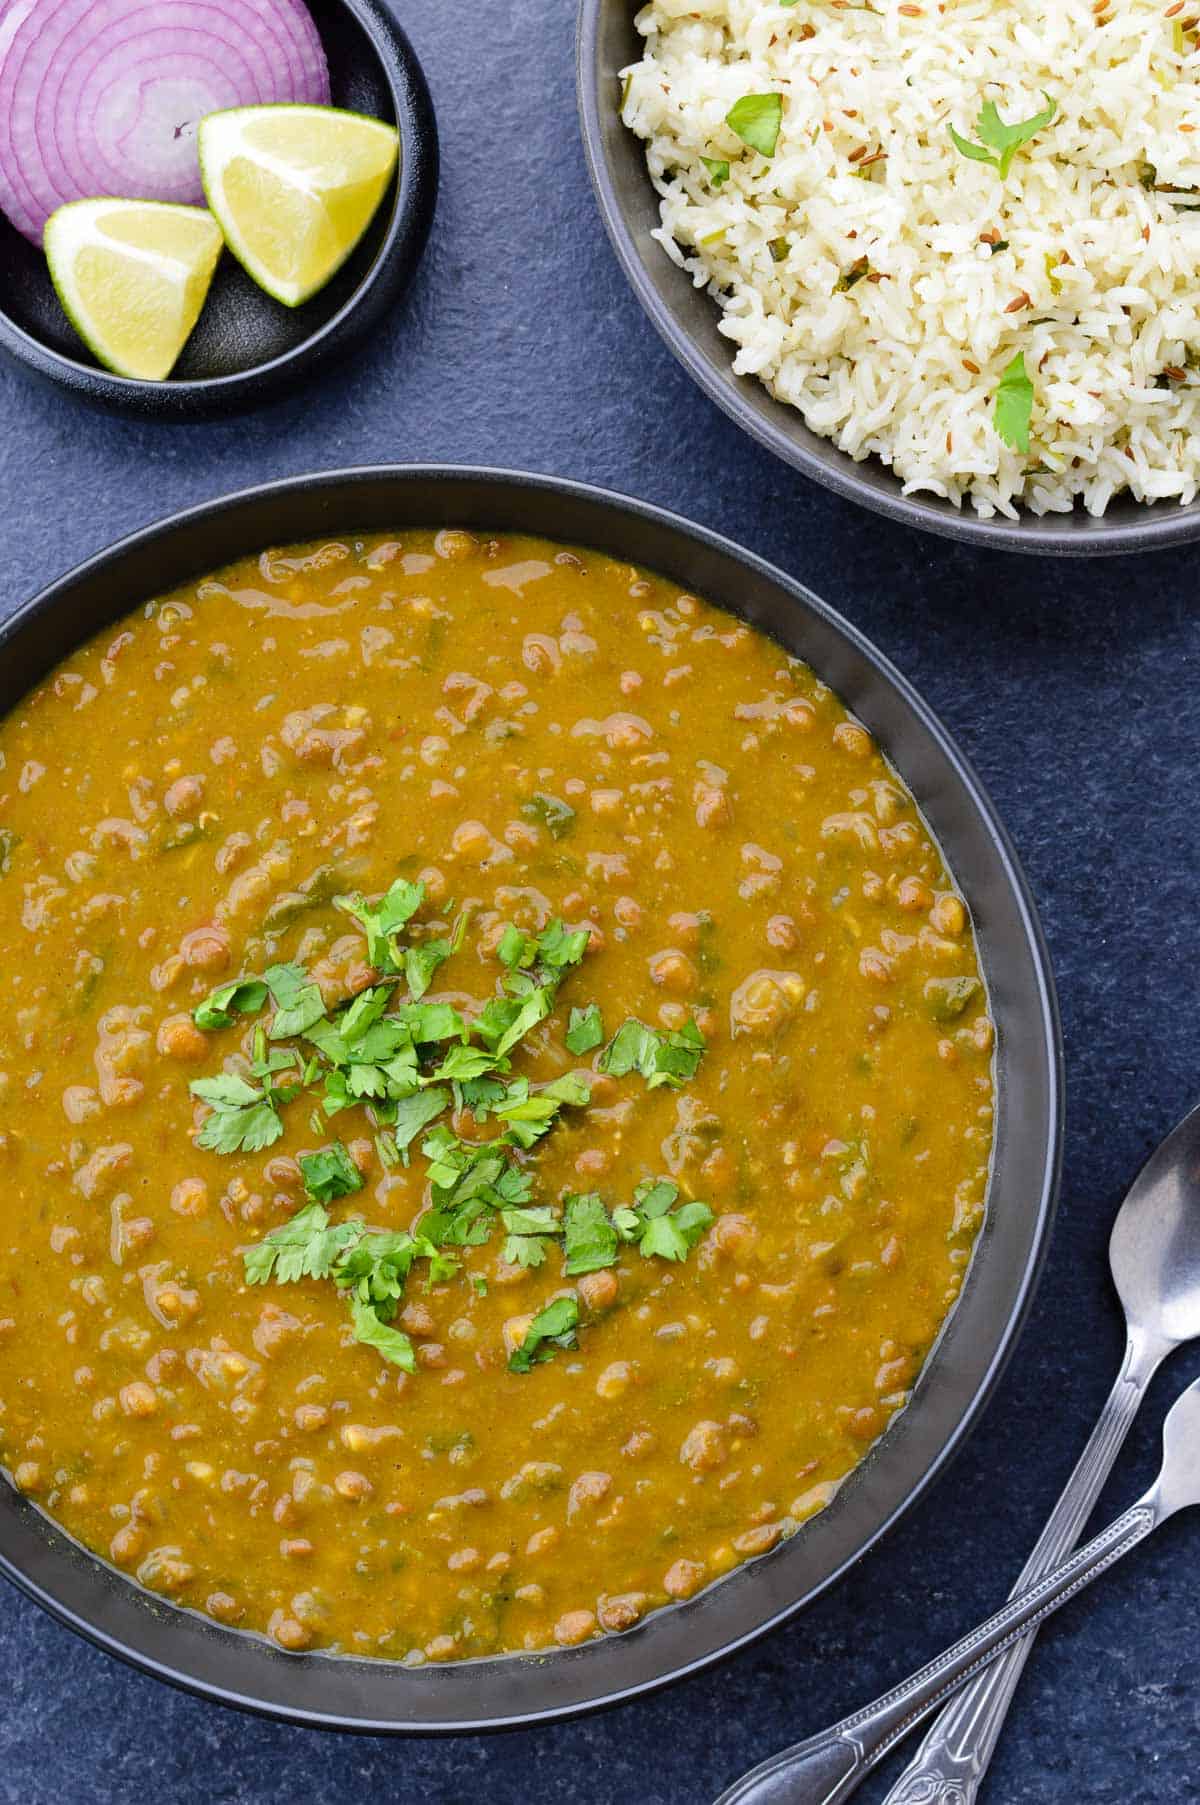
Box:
(579, 0, 1200, 553)
(0, 467, 1060, 1730)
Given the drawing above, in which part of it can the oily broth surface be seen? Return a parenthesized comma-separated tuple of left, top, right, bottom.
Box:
(0, 532, 993, 1660)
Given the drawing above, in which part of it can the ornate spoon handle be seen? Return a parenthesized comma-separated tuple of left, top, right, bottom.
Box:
(882, 1332, 1159, 1805)
(714, 1497, 1159, 1805)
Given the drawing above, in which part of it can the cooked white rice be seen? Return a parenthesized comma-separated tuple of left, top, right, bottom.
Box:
(621, 0, 1200, 517)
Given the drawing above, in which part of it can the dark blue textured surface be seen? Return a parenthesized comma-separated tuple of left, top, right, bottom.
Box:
(1, 4, 1199, 1800)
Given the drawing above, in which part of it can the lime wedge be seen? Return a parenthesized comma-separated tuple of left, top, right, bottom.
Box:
(44, 199, 223, 382)
(198, 104, 399, 307)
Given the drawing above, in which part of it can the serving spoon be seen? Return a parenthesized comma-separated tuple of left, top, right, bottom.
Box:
(715, 1366, 1200, 1804)
(716, 1097, 1200, 1805)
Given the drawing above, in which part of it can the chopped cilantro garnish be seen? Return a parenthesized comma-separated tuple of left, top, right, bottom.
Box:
(993, 350, 1034, 454)
(264, 963, 326, 1040)
(726, 92, 783, 157)
(243, 1202, 359, 1285)
(493, 1074, 590, 1148)
(497, 923, 536, 969)
(614, 1177, 714, 1262)
(194, 976, 268, 1031)
(405, 938, 452, 1000)
(508, 1295, 580, 1374)
(390, 1087, 451, 1154)
(334, 876, 425, 971)
(949, 92, 1056, 182)
(519, 792, 576, 839)
(565, 1003, 604, 1055)
(536, 918, 590, 971)
(190, 1071, 284, 1154)
(563, 1193, 618, 1275)
(501, 1205, 563, 1268)
(347, 1293, 417, 1370)
(599, 1017, 706, 1089)
(700, 155, 730, 189)
(298, 1142, 363, 1203)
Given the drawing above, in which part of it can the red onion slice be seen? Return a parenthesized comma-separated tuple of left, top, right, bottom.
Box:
(0, 0, 330, 244)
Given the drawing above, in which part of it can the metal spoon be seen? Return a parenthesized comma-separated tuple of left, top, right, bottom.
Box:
(715, 1368, 1200, 1805)
(716, 1098, 1200, 1805)
(882, 1097, 1200, 1805)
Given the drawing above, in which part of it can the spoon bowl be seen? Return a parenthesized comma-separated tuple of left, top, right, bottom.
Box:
(1110, 1100, 1200, 1351)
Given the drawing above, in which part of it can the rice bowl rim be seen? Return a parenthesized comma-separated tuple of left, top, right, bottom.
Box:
(576, 0, 1200, 557)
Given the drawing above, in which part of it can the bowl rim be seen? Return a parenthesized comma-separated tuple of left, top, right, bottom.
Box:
(0, 0, 438, 419)
(575, 0, 1200, 556)
(0, 464, 1064, 1732)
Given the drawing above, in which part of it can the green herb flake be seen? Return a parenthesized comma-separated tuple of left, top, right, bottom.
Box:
(924, 975, 982, 1022)
(508, 1296, 580, 1374)
(348, 1293, 417, 1371)
(565, 1003, 604, 1056)
(519, 792, 577, 840)
(993, 350, 1034, 453)
(335, 876, 425, 971)
(726, 92, 783, 158)
(264, 962, 326, 1040)
(190, 1072, 284, 1155)
(563, 1193, 618, 1275)
(299, 1142, 364, 1204)
(243, 1202, 359, 1286)
(599, 1016, 706, 1090)
(700, 155, 730, 189)
(949, 92, 1057, 182)
(194, 976, 268, 1032)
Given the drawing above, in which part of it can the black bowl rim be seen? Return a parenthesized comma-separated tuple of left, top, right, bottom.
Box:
(0, 464, 1063, 1732)
(0, 0, 438, 419)
(575, 0, 1200, 557)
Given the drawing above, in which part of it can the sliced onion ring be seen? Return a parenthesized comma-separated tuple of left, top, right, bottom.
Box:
(0, 0, 330, 243)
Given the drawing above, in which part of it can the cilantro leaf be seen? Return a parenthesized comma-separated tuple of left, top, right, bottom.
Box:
(563, 1193, 618, 1275)
(264, 963, 326, 1040)
(565, 1004, 604, 1055)
(949, 92, 1056, 181)
(726, 92, 783, 157)
(193, 977, 267, 1031)
(508, 1296, 580, 1374)
(493, 983, 554, 1059)
(190, 1073, 260, 1109)
(191, 1071, 284, 1154)
(494, 1074, 590, 1148)
(497, 923, 536, 969)
(391, 1087, 451, 1154)
(299, 1142, 363, 1204)
(598, 1017, 706, 1089)
(700, 156, 730, 189)
(501, 1205, 563, 1268)
(405, 938, 453, 1001)
(519, 793, 576, 840)
(394, 1001, 467, 1045)
(335, 877, 425, 971)
(536, 919, 590, 972)
(619, 1178, 714, 1262)
(430, 1043, 505, 1084)
(243, 1202, 359, 1286)
(339, 984, 393, 1044)
(994, 350, 1034, 453)
(348, 1292, 417, 1370)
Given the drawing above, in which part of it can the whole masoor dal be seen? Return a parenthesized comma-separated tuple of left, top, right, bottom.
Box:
(0, 531, 992, 1661)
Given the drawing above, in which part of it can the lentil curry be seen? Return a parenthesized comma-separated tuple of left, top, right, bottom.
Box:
(0, 531, 994, 1662)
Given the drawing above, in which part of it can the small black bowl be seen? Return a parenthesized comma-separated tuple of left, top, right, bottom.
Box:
(0, 465, 1062, 1732)
(577, 0, 1200, 555)
(0, 0, 438, 418)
